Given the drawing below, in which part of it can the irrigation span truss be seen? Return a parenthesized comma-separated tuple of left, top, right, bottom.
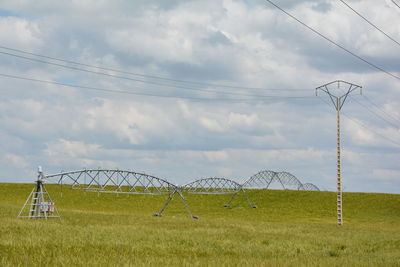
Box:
(18, 168, 319, 219)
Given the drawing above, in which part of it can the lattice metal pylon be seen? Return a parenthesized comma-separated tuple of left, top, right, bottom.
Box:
(316, 80, 362, 226)
(18, 166, 60, 219)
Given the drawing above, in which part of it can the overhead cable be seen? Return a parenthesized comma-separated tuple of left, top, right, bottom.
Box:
(318, 96, 400, 147)
(335, 85, 400, 129)
(0, 45, 310, 92)
(264, 0, 400, 82)
(349, 95, 399, 129)
(339, 0, 400, 48)
(341, 112, 400, 147)
(0, 51, 309, 99)
(392, 0, 400, 9)
(0, 72, 316, 102)
(362, 94, 400, 124)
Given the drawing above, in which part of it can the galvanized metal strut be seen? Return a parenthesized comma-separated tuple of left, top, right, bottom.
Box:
(153, 188, 199, 219)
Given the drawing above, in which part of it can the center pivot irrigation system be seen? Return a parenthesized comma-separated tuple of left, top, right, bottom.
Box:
(18, 167, 319, 220)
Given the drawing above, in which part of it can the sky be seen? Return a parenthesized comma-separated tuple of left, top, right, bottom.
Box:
(0, 0, 399, 193)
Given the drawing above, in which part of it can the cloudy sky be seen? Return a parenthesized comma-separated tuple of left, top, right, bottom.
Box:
(0, 0, 399, 193)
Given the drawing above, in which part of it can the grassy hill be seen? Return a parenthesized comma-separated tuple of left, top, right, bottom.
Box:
(1, 183, 399, 266)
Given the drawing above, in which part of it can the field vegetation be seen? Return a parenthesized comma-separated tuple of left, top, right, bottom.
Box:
(1, 183, 399, 266)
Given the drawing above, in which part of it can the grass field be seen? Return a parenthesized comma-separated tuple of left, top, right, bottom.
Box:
(1, 183, 399, 266)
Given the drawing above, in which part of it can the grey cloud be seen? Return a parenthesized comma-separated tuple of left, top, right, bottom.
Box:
(263, 0, 332, 10)
(311, 1, 332, 12)
(160, 60, 236, 81)
(0, 0, 398, 193)
(204, 31, 233, 46)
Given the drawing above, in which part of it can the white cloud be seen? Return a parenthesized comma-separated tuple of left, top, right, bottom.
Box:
(372, 169, 400, 181)
(0, 0, 398, 193)
(199, 117, 225, 132)
(203, 150, 229, 162)
(3, 153, 28, 168)
(44, 139, 101, 158)
(345, 118, 376, 145)
(84, 98, 175, 145)
(0, 17, 43, 48)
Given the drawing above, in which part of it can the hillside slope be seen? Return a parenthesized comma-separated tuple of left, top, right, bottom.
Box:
(1, 183, 399, 266)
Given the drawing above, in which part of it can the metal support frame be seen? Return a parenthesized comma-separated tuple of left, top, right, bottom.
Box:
(182, 177, 257, 209)
(18, 167, 321, 220)
(228, 170, 319, 206)
(224, 188, 257, 208)
(153, 188, 199, 219)
(316, 80, 362, 226)
(242, 170, 317, 191)
(18, 167, 60, 219)
(46, 169, 177, 195)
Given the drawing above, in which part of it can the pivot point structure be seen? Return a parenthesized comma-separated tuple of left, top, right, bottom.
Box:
(316, 80, 362, 226)
(18, 166, 60, 219)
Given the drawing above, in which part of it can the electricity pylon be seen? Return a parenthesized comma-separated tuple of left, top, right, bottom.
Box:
(316, 80, 362, 226)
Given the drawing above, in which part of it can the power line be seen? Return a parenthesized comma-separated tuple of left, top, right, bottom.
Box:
(318, 95, 400, 147)
(0, 50, 310, 99)
(264, 0, 400, 82)
(392, 0, 400, 9)
(334, 85, 400, 129)
(342, 112, 400, 147)
(349, 95, 399, 129)
(338, 0, 400, 48)
(362, 94, 400, 124)
(0, 72, 316, 102)
(0, 45, 310, 92)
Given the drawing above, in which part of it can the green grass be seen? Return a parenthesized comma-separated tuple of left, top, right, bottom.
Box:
(1, 183, 399, 266)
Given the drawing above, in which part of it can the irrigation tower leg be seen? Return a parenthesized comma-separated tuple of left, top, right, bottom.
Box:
(153, 192, 174, 217)
(224, 191, 239, 207)
(154, 189, 198, 219)
(176, 190, 198, 219)
(224, 189, 256, 208)
(241, 189, 257, 208)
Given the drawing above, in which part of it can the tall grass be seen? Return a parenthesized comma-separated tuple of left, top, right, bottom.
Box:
(1, 183, 399, 266)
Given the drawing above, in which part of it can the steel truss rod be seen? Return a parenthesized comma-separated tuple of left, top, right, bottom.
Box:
(242, 170, 317, 191)
(224, 188, 257, 209)
(181, 177, 256, 209)
(25, 167, 320, 220)
(46, 169, 177, 195)
(153, 189, 199, 219)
